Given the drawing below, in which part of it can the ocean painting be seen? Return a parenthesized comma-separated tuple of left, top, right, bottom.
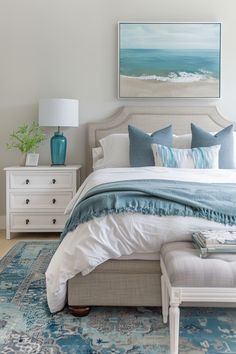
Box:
(119, 23, 221, 98)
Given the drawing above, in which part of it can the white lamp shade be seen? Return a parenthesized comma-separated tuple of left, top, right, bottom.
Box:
(39, 98, 79, 127)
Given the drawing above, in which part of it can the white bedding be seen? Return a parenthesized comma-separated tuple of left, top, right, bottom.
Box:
(46, 167, 236, 313)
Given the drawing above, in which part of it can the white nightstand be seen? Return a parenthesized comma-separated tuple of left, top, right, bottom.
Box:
(4, 165, 82, 239)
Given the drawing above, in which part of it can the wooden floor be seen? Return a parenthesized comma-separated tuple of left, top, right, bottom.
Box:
(0, 230, 60, 258)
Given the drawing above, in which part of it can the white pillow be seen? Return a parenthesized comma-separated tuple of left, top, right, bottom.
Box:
(92, 147, 104, 170)
(95, 134, 130, 169)
(152, 144, 221, 169)
(173, 134, 191, 149)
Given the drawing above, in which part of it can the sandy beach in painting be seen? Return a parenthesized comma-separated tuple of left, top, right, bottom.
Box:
(120, 75, 219, 98)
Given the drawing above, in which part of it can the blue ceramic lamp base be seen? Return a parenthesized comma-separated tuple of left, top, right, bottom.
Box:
(50, 129, 67, 166)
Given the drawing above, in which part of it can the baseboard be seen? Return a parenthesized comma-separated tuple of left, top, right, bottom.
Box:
(0, 216, 6, 230)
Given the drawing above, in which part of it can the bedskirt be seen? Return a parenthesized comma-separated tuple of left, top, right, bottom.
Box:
(68, 259, 162, 307)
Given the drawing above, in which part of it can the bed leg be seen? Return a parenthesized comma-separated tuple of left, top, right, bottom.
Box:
(68, 306, 91, 317)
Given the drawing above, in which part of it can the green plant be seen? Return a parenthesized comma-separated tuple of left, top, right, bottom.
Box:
(7, 122, 46, 154)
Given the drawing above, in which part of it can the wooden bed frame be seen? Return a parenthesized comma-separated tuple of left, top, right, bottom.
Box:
(68, 105, 234, 316)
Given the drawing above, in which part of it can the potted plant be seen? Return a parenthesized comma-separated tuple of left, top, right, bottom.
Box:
(7, 122, 46, 166)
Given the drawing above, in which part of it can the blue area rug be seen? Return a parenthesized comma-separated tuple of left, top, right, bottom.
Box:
(0, 241, 236, 353)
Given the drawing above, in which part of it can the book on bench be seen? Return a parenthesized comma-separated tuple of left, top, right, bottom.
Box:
(194, 230, 236, 247)
(192, 230, 236, 256)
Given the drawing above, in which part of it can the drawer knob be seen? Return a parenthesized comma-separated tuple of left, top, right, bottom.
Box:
(26, 199, 30, 204)
(52, 179, 56, 184)
(25, 219, 30, 225)
(52, 198, 56, 204)
(52, 218, 56, 224)
(25, 179, 30, 185)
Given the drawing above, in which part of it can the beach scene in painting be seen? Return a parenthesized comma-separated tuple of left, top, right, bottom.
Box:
(119, 23, 221, 98)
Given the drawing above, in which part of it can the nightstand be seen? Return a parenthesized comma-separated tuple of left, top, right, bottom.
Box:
(4, 165, 82, 239)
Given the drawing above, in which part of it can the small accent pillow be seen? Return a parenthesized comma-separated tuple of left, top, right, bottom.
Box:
(92, 147, 104, 170)
(191, 123, 234, 169)
(152, 144, 221, 169)
(128, 125, 173, 167)
(98, 134, 130, 169)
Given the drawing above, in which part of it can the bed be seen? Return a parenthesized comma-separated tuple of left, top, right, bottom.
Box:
(46, 105, 236, 315)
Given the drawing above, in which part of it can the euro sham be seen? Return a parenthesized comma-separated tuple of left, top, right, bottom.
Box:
(191, 123, 234, 169)
(128, 125, 172, 167)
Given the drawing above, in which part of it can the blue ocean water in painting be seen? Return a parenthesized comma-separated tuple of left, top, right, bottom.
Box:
(120, 49, 220, 82)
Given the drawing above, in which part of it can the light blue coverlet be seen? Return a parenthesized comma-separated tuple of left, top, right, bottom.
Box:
(61, 179, 236, 240)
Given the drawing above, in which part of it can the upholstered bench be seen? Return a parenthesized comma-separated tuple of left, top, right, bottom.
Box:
(160, 241, 236, 354)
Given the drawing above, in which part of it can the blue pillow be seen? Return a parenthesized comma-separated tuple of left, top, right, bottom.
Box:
(191, 123, 234, 169)
(128, 125, 173, 167)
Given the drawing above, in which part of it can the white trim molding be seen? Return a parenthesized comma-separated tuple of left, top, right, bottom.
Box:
(0, 215, 6, 230)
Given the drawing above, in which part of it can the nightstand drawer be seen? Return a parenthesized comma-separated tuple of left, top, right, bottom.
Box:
(9, 192, 73, 210)
(10, 171, 73, 189)
(10, 213, 68, 230)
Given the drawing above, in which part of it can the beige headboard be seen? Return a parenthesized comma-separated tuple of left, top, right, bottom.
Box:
(87, 105, 234, 175)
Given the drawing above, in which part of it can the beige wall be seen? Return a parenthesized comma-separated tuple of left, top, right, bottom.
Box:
(0, 0, 235, 218)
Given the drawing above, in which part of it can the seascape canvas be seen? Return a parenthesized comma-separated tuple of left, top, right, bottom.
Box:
(119, 23, 221, 98)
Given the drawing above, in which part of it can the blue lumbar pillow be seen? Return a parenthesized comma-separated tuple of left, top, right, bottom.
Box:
(191, 123, 234, 169)
(128, 124, 173, 167)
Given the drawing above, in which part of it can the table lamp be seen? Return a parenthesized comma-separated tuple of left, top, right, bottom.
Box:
(39, 98, 79, 165)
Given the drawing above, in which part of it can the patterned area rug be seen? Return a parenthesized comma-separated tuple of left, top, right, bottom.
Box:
(0, 241, 236, 354)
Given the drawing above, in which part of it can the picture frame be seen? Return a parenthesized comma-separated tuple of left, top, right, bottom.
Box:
(118, 22, 221, 99)
(25, 153, 39, 166)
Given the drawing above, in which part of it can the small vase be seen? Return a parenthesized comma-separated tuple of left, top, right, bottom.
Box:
(51, 132, 67, 165)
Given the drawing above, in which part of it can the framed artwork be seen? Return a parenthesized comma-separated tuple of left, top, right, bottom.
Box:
(25, 153, 39, 166)
(118, 22, 221, 99)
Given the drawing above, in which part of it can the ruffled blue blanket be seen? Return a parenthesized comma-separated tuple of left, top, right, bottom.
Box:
(61, 179, 236, 240)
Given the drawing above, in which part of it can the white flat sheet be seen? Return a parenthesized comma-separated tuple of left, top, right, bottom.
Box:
(46, 167, 236, 313)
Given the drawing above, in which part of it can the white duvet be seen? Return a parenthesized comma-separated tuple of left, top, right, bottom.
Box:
(46, 167, 236, 313)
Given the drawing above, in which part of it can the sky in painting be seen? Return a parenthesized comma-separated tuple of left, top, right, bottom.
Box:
(120, 23, 221, 50)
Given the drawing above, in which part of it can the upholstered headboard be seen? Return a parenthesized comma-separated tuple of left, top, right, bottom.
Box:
(87, 106, 234, 174)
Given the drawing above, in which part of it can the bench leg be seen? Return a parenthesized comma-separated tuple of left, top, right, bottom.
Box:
(161, 275, 169, 323)
(169, 303, 180, 354)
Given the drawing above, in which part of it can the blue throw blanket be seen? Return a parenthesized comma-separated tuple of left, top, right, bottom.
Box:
(61, 179, 236, 240)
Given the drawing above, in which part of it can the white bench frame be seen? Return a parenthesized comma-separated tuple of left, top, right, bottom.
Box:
(160, 256, 236, 354)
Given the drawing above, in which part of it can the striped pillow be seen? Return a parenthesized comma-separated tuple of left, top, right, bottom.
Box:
(152, 144, 221, 169)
